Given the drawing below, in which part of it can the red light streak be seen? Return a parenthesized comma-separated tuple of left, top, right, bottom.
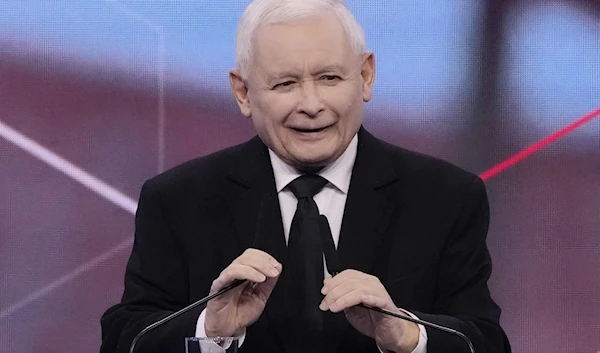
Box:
(480, 107, 600, 181)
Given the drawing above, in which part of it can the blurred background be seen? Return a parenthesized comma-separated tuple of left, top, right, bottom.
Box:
(0, 0, 598, 352)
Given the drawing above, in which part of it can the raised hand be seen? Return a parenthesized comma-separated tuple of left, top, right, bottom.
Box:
(204, 249, 282, 337)
(320, 269, 419, 353)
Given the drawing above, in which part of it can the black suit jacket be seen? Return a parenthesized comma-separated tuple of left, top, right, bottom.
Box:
(100, 128, 510, 353)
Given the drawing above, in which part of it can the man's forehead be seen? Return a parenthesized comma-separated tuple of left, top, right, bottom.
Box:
(253, 43, 358, 77)
(252, 15, 350, 52)
(248, 16, 359, 80)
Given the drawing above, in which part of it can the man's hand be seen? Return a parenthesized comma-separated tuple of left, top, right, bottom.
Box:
(205, 249, 282, 337)
(320, 270, 419, 353)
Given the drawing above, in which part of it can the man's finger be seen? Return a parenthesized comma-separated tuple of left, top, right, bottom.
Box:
(236, 248, 280, 266)
(234, 249, 282, 277)
(322, 270, 377, 293)
(253, 272, 281, 302)
(211, 264, 270, 291)
(322, 273, 373, 296)
(321, 288, 363, 312)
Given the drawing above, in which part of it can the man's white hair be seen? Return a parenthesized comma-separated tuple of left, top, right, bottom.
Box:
(235, 0, 366, 79)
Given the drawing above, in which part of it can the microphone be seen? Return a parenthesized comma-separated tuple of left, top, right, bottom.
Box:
(318, 215, 476, 353)
(129, 197, 273, 353)
(128, 279, 245, 353)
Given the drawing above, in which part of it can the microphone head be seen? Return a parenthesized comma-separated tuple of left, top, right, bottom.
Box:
(319, 215, 342, 275)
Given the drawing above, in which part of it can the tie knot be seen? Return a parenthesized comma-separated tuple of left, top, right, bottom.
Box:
(287, 174, 328, 199)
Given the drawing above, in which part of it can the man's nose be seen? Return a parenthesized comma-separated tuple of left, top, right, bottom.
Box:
(297, 81, 324, 117)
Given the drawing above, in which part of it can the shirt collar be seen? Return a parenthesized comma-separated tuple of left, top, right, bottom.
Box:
(269, 134, 358, 194)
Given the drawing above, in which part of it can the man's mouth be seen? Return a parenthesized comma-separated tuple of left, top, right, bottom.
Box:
(291, 125, 331, 133)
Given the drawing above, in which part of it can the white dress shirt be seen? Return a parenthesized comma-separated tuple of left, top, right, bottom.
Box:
(196, 135, 427, 353)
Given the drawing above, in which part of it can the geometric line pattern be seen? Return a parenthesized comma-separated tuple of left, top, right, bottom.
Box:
(0, 120, 137, 320)
(0, 237, 133, 320)
(1, 0, 167, 320)
(0, 119, 137, 214)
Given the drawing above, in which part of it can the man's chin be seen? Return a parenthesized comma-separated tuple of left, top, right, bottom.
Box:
(289, 153, 338, 172)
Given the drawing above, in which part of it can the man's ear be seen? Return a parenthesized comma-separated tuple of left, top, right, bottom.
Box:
(229, 69, 252, 117)
(360, 52, 376, 102)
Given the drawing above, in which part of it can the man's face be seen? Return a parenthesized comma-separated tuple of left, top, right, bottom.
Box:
(230, 14, 375, 170)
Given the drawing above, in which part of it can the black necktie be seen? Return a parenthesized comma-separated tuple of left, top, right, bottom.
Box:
(287, 174, 328, 349)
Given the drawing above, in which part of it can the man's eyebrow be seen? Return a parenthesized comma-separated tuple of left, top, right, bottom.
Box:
(266, 72, 298, 82)
(266, 65, 348, 82)
(312, 65, 347, 75)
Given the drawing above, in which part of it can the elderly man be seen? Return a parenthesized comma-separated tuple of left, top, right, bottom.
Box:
(100, 0, 511, 352)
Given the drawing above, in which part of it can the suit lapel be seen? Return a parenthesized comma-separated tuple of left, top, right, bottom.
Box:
(227, 137, 290, 349)
(337, 128, 399, 275)
(227, 137, 287, 261)
(323, 129, 399, 351)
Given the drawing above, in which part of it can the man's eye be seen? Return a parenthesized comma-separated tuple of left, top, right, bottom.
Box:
(322, 75, 341, 81)
(274, 81, 295, 89)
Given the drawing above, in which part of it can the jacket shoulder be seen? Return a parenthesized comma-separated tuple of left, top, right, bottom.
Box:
(377, 138, 482, 191)
(142, 139, 250, 197)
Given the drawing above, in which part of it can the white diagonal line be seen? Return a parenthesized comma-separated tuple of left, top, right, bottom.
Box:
(0, 120, 137, 214)
(104, 0, 166, 173)
(157, 37, 166, 173)
(0, 120, 138, 319)
(0, 238, 133, 320)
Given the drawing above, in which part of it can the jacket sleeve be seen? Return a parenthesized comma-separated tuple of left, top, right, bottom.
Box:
(100, 179, 202, 353)
(412, 176, 511, 353)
